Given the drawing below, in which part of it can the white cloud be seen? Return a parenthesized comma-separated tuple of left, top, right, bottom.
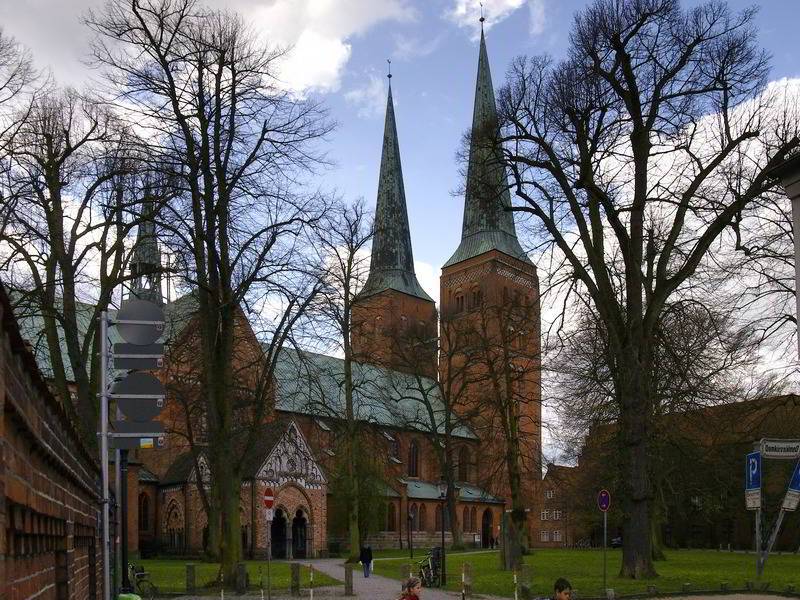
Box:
(528, 0, 546, 36)
(392, 32, 445, 61)
(413, 260, 440, 306)
(0, 0, 415, 94)
(345, 73, 388, 119)
(445, 0, 526, 37)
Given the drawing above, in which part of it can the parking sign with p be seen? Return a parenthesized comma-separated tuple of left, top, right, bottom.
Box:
(745, 451, 761, 510)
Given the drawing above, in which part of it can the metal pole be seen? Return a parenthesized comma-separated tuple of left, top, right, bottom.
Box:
(267, 520, 272, 600)
(121, 449, 131, 591)
(441, 496, 446, 586)
(603, 511, 607, 592)
(760, 508, 787, 575)
(100, 311, 111, 600)
(114, 439, 121, 594)
(755, 506, 762, 577)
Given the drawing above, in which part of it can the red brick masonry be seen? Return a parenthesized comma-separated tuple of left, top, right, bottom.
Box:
(0, 285, 103, 600)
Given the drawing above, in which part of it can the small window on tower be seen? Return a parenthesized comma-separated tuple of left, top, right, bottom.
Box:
(375, 316, 383, 334)
(401, 315, 408, 329)
(456, 294, 465, 313)
(471, 288, 482, 308)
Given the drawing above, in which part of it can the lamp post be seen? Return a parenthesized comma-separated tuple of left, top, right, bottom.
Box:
(438, 478, 447, 587)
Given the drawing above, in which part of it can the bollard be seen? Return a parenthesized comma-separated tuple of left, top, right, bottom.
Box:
(186, 564, 196, 594)
(463, 563, 473, 598)
(309, 564, 314, 600)
(682, 583, 691, 593)
(646, 586, 657, 596)
(721, 582, 729, 592)
(605, 589, 615, 600)
(291, 563, 301, 596)
(344, 563, 354, 596)
(236, 562, 247, 594)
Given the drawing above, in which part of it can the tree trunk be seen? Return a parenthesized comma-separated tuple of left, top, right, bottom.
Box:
(219, 463, 241, 584)
(618, 352, 657, 578)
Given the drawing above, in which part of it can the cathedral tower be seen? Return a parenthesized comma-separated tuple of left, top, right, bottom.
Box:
(440, 28, 542, 498)
(129, 193, 163, 306)
(352, 78, 438, 377)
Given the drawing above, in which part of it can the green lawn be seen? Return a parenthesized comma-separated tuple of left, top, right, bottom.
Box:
(371, 549, 800, 598)
(138, 560, 338, 594)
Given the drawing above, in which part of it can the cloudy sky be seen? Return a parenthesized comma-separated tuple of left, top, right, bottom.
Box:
(2, 0, 797, 305)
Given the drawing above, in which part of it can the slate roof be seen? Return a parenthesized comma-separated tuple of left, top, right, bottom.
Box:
(444, 29, 531, 269)
(138, 466, 160, 484)
(273, 348, 477, 440)
(360, 83, 432, 302)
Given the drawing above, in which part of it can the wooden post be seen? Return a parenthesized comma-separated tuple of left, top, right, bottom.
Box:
(344, 563, 354, 596)
(236, 563, 247, 594)
(186, 564, 196, 594)
(309, 564, 314, 600)
(291, 563, 301, 596)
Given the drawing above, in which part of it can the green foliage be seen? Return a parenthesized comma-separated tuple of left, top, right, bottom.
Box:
(372, 549, 800, 597)
(327, 435, 388, 539)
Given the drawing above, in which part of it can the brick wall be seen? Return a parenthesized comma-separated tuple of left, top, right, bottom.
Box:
(0, 284, 103, 600)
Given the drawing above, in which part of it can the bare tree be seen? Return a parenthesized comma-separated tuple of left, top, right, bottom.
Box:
(87, 0, 331, 578)
(0, 87, 142, 440)
(496, 0, 799, 577)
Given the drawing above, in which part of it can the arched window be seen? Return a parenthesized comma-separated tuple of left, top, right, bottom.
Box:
(456, 294, 465, 313)
(408, 440, 419, 477)
(387, 504, 396, 532)
(458, 447, 471, 482)
(470, 507, 477, 532)
(418, 504, 427, 532)
(462, 507, 469, 533)
(138, 493, 149, 531)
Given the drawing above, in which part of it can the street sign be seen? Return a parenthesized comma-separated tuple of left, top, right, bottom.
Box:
(111, 372, 166, 421)
(782, 460, 800, 511)
(264, 487, 275, 509)
(746, 451, 761, 510)
(761, 439, 800, 460)
(116, 300, 165, 345)
(597, 489, 611, 512)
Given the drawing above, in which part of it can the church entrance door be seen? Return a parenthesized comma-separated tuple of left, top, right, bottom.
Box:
(292, 510, 307, 559)
(271, 509, 288, 559)
(481, 509, 492, 549)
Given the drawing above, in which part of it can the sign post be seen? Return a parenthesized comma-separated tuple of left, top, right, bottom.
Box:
(745, 450, 762, 576)
(758, 459, 800, 575)
(597, 490, 611, 593)
(264, 488, 274, 600)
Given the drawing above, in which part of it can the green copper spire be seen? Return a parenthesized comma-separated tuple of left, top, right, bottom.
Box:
(443, 28, 530, 268)
(129, 191, 163, 306)
(360, 77, 432, 302)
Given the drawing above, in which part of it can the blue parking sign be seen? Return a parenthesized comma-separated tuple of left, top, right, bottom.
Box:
(746, 452, 761, 490)
(790, 460, 800, 493)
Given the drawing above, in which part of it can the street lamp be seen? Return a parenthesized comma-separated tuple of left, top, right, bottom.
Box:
(437, 478, 447, 587)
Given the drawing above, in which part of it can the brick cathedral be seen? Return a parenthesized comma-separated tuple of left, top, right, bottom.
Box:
(21, 29, 543, 559)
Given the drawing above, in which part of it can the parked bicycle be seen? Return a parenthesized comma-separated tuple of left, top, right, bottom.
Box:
(417, 548, 441, 588)
(128, 563, 158, 599)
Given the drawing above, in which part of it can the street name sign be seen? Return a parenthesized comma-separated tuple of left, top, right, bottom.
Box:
(760, 439, 800, 460)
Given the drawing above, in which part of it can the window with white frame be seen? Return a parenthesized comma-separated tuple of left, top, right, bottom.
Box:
(540, 510, 549, 520)
(553, 530, 562, 542)
(540, 530, 550, 542)
(545, 489, 554, 499)
(553, 510, 562, 520)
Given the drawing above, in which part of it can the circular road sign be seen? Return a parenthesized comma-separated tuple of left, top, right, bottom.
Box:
(597, 489, 611, 512)
(117, 299, 165, 345)
(263, 487, 275, 509)
(112, 372, 166, 422)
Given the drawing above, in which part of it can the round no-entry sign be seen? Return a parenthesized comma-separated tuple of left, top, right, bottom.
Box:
(263, 488, 275, 509)
(597, 489, 611, 512)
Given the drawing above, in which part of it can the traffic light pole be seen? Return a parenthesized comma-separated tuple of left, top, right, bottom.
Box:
(100, 310, 111, 600)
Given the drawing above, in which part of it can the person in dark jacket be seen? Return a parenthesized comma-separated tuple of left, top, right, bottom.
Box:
(359, 545, 373, 577)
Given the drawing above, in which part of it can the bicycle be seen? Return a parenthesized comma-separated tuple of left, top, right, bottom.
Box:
(417, 550, 440, 588)
(128, 563, 159, 599)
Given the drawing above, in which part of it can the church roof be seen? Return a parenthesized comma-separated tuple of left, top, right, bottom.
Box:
(404, 479, 504, 504)
(359, 83, 433, 302)
(273, 348, 477, 440)
(443, 29, 531, 269)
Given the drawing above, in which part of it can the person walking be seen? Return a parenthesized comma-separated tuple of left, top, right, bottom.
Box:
(359, 544, 373, 578)
(398, 576, 423, 600)
(551, 578, 572, 600)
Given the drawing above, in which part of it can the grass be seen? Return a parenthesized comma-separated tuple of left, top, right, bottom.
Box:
(371, 548, 800, 598)
(138, 559, 338, 594)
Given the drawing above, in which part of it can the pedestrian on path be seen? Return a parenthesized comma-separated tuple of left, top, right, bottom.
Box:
(552, 578, 572, 600)
(398, 576, 423, 600)
(359, 544, 373, 578)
